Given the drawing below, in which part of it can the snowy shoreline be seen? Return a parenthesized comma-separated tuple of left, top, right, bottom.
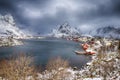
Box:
(36, 51, 120, 80)
(0, 37, 23, 47)
(0, 37, 119, 80)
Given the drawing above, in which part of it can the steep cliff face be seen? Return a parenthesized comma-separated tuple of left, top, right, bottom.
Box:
(51, 23, 81, 38)
(0, 14, 26, 39)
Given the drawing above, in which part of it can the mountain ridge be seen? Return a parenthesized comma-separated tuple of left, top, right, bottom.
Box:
(89, 26, 120, 39)
(50, 23, 120, 39)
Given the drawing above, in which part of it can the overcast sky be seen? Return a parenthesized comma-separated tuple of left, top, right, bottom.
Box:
(0, 0, 120, 34)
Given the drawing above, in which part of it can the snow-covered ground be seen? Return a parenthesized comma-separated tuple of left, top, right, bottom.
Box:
(0, 37, 23, 47)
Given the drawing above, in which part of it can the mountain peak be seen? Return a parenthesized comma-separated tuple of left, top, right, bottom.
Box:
(58, 22, 69, 30)
(50, 22, 81, 38)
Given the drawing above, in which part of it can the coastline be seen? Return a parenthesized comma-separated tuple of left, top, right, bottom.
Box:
(0, 36, 45, 47)
(0, 36, 119, 80)
(0, 38, 23, 47)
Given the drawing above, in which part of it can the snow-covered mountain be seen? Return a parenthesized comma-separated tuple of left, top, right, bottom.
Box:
(50, 23, 81, 38)
(89, 26, 120, 39)
(0, 14, 26, 39)
(50, 23, 120, 39)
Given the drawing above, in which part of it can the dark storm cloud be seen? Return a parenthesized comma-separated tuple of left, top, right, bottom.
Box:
(0, 0, 120, 34)
(0, 0, 16, 12)
(111, 0, 120, 13)
(76, 0, 120, 20)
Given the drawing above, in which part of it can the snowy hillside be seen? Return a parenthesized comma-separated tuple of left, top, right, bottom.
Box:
(89, 26, 120, 39)
(0, 14, 26, 39)
(50, 23, 81, 38)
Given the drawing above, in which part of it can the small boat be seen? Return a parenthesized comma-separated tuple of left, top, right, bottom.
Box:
(74, 50, 87, 55)
(74, 50, 96, 55)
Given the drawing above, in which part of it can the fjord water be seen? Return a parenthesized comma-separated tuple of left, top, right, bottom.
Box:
(0, 38, 91, 69)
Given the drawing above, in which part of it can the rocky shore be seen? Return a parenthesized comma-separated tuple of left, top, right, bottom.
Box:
(0, 37, 23, 47)
(76, 50, 120, 80)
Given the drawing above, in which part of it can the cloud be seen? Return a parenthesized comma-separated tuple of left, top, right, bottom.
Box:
(17, 0, 79, 19)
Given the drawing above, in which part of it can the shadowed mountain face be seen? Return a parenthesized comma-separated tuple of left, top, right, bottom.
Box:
(97, 26, 120, 34)
(51, 23, 81, 38)
(90, 26, 120, 39)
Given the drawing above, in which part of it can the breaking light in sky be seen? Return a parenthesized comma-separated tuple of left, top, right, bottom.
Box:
(0, 0, 120, 34)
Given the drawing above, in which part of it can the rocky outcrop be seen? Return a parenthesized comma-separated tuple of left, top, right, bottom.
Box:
(0, 14, 27, 46)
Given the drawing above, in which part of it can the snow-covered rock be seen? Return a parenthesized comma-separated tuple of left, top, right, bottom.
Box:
(50, 23, 81, 38)
(0, 14, 26, 39)
(0, 14, 31, 46)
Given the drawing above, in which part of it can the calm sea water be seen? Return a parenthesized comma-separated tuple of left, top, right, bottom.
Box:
(0, 38, 91, 69)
